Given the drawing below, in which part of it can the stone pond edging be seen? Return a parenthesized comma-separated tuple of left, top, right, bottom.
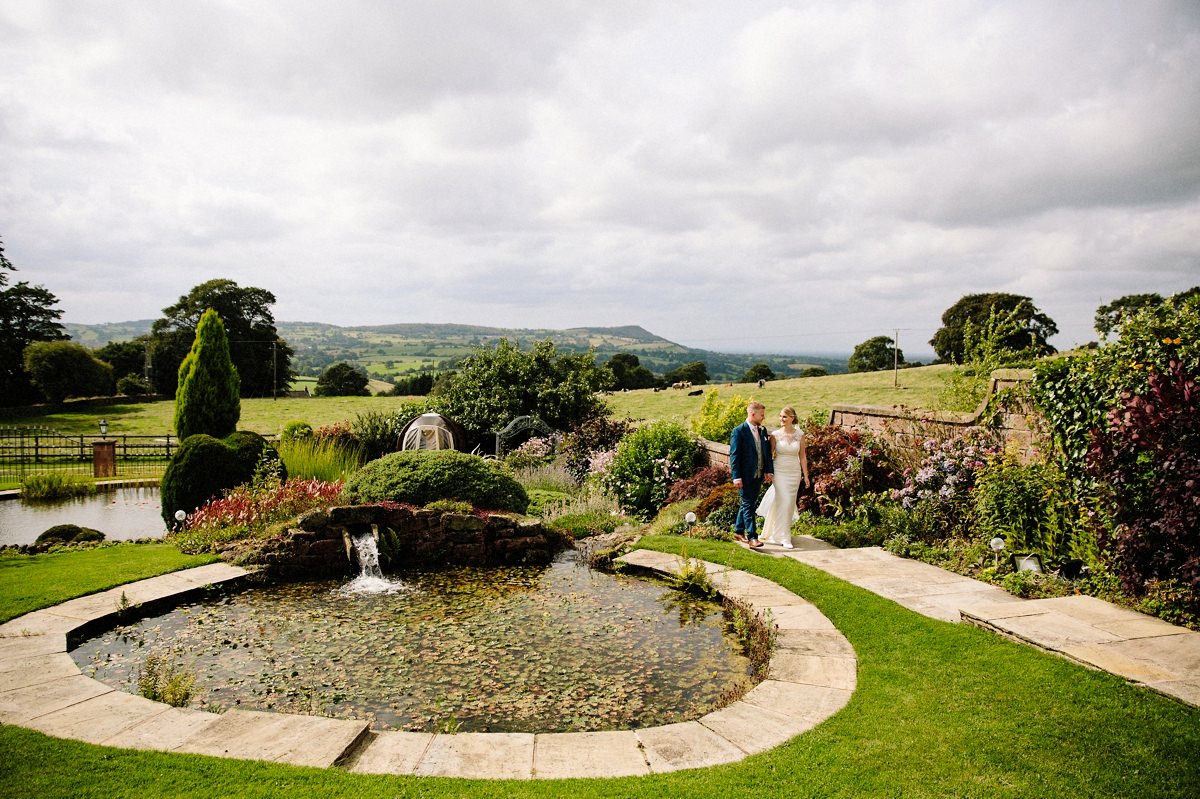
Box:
(0, 552, 857, 779)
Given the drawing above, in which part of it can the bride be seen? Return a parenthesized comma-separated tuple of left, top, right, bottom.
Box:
(757, 405, 810, 548)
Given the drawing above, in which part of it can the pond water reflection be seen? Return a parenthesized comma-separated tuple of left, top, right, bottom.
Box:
(0, 486, 166, 546)
(74, 554, 752, 733)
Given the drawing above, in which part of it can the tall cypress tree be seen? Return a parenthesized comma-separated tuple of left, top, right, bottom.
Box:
(174, 308, 240, 440)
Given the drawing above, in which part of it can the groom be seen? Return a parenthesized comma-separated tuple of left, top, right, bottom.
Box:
(729, 401, 773, 548)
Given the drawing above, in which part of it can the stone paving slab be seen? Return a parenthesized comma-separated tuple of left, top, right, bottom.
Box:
(0, 652, 80, 691)
(901, 585, 1022, 623)
(715, 570, 810, 607)
(414, 732, 535, 779)
(102, 705, 223, 751)
(0, 610, 79, 640)
(23, 688, 176, 744)
(739, 679, 855, 726)
(534, 730, 649, 779)
(173, 708, 370, 767)
(1144, 678, 1200, 707)
(0, 631, 64, 659)
(637, 720, 746, 772)
(768, 651, 857, 690)
(768, 602, 838, 631)
(0, 673, 112, 724)
(698, 698, 814, 755)
(344, 731, 435, 775)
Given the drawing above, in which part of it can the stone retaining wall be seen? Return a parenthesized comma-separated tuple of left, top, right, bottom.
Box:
(829, 369, 1040, 465)
(699, 369, 1041, 468)
(222, 504, 566, 579)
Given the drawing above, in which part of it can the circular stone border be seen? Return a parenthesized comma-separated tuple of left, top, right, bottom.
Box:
(0, 552, 856, 780)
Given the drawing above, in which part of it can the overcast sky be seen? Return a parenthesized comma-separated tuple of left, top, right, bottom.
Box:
(3, 1, 1198, 357)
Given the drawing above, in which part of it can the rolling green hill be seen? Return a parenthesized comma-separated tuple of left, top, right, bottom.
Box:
(62, 320, 849, 385)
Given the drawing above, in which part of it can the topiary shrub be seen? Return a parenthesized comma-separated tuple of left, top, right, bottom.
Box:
(160, 431, 284, 525)
(341, 450, 529, 513)
(174, 308, 240, 441)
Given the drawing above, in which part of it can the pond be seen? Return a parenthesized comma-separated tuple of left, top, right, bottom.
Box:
(73, 553, 752, 733)
(0, 486, 166, 547)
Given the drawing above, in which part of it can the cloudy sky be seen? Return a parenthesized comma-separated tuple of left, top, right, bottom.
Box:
(3, 1, 1198, 357)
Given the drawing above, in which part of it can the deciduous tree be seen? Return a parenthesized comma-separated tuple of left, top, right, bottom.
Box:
(432, 339, 612, 440)
(848, 336, 903, 373)
(150, 279, 294, 397)
(930, 293, 1057, 363)
(23, 341, 114, 403)
(314, 362, 370, 396)
(0, 237, 67, 405)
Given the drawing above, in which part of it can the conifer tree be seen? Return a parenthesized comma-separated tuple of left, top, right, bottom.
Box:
(174, 308, 240, 440)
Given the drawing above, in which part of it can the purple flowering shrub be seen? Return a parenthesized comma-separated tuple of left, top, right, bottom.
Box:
(892, 430, 999, 540)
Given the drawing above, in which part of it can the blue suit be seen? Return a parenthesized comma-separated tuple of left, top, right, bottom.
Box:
(729, 421, 773, 540)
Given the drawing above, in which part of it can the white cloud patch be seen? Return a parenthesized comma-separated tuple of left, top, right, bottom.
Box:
(1, 0, 1198, 358)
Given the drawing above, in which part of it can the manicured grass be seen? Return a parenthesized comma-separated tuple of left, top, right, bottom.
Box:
(605, 364, 958, 426)
(1, 540, 1196, 798)
(0, 544, 217, 624)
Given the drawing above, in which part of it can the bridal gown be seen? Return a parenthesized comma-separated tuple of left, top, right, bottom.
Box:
(758, 430, 803, 546)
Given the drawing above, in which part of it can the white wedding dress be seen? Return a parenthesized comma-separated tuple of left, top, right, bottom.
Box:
(757, 429, 803, 547)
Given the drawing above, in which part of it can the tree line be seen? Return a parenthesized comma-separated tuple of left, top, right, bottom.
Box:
(3, 234, 1195, 405)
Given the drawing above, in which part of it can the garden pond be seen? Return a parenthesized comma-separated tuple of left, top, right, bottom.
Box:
(73, 552, 753, 733)
(0, 486, 166, 547)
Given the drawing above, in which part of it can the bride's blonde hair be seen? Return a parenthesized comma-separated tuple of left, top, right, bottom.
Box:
(780, 405, 798, 424)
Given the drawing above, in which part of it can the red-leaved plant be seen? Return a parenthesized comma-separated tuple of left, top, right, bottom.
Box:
(182, 478, 344, 538)
(1087, 359, 1200, 598)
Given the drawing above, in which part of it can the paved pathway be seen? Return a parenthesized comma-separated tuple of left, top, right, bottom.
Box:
(766, 537, 1200, 708)
(2, 542, 1197, 780)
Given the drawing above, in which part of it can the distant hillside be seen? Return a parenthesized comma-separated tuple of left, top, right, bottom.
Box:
(63, 320, 848, 383)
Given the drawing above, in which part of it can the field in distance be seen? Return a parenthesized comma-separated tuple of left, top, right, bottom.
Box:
(3, 365, 955, 438)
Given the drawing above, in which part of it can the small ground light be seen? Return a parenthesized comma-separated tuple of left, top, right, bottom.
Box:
(989, 536, 1005, 566)
(685, 511, 697, 526)
(174, 510, 187, 531)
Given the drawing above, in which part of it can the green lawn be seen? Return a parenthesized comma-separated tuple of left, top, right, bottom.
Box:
(1, 540, 1196, 798)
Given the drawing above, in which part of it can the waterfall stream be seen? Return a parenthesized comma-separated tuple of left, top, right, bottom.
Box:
(341, 529, 411, 595)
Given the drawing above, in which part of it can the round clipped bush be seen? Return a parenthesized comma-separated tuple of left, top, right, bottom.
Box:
(160, 431, 284, 525)
(34, 524, 105, 547)
(341, 450, 529, 513)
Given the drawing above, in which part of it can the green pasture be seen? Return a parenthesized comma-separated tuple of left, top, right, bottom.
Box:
(605, 364, 958, 426)
(1, 540, 1195, 798)
(1, 365, 957, 439)
(0, 395, 425, 438)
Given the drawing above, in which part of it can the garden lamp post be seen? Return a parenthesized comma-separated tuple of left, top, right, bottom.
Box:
(989, 536, 1005, 567)
(174, 509, 187, 532)
(98, 419, 108, 440)
(685, 511, 697, 527)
